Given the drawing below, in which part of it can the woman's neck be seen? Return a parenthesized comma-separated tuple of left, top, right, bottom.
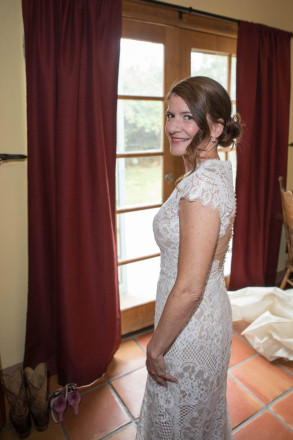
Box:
(183, 150, 220, 173)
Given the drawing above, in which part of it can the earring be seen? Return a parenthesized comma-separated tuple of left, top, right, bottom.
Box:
(211, 137, 216, 143)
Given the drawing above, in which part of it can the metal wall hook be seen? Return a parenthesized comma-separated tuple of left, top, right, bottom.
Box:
(0, 154, 27, 164)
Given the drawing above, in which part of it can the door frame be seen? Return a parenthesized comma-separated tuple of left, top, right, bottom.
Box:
(120, 0, 237, 335)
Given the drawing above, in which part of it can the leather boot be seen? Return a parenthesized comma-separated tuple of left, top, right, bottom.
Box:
(1, 368, 31, 438)
(24, 363, 49, 431)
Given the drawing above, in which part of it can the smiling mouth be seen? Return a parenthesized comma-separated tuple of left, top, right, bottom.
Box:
(171, 137, 189, 142)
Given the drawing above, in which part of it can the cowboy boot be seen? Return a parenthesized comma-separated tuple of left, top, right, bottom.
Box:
(24, 363, 49, 431)
(1, 367, 31, 438)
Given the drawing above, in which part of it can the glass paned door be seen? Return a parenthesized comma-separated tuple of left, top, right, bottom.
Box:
(119, 1, 237, 332)
(116, 38, 164, 309)
(191, 51, 229, 90)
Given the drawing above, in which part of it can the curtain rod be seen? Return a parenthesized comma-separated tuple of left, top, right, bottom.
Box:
(135, 0, 239, 24)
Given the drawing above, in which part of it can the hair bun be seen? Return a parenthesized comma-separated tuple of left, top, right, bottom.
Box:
(219, 113, 242, 147)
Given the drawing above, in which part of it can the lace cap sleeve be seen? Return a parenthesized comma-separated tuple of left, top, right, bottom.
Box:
(177, 166, 220, 209)
(176, 161, 235, 237)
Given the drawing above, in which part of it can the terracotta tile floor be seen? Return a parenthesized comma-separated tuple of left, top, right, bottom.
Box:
(1, 321, 293, 439)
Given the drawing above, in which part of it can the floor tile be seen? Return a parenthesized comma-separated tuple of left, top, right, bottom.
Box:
(106, 340, 146, 380)
(270, 391, 293, 429)
(2, 395, 9, 428)
(0, 417, 65, 440)
(62, 384, 130, 440)
(48, 373, 106, 396)
(78, 376, 107, 393)
(2, 327, 293, 440)
(136, 331, 153, 350)
(48, 374, 63, 394)
(229, 334, 257, 367)
(227, 377, 263, 428)
(230, 355, 293, 404)
(233, 411, 293, 440)
(276, 358, 293, 374)
(28, 418, 66, 440)
(107, 423, 137, 439)
(111, 367, 147, 419)
(233, 321, 250, 336)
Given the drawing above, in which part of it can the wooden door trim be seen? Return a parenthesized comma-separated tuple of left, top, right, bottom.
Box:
(122, 0, 238, 39)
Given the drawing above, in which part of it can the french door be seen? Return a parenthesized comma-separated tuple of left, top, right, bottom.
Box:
(118, 0, 237, 334)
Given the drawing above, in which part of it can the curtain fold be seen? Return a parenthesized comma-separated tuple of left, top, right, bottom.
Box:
(230, 21, 291, 290)
(22, 0, 121, 385)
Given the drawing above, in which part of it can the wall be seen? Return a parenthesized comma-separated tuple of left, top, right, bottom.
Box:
(0, 0, 27, 369)
(160, 0, 293, 34)
(0, 0, 292, 370)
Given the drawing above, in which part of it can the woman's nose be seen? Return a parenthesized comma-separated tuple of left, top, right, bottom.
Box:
(167, 117, 181, 133)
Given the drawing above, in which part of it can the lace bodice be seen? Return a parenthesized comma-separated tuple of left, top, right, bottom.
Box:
(153, 160, 235, 280)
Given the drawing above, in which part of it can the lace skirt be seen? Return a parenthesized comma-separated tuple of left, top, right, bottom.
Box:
(136, 267, 233, 440)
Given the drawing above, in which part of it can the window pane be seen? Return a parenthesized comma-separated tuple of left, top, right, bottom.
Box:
(231, 56, 237, 101)
(117, 100, 163, 153)
(191, 51, 228, 91)
(118, 39, 164, 97)
(228, 149, 237, 188)
(119, 257, 160, 300)
(116, 156, 162, 208)
(218, 151, 226, 161)
(224, 240, 233, 277)
(117, 208, 160, 262)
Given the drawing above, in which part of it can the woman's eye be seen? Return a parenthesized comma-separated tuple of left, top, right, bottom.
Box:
(184, 115, 194, 120)
(166, 113, 173, 119)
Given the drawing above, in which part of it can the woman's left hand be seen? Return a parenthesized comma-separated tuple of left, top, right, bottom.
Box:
(146, 348, 178, 387)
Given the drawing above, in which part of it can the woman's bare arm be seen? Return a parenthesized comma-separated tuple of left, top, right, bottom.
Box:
(146, 198, 220, 386)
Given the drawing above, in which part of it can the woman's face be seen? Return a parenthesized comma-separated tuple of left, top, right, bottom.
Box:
(165, 94, 200, 157)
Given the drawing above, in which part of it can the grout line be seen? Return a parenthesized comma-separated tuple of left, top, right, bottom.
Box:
(230, 326, 293, 434)
(122, 326, 154, 342)
(267, 407, 293, 432)
(59, 421, 72, 439)
(232, 329, 257, 350)
(233, 401, 293, 435)
(133, 338, 147, 353)
(0, 424, 13, 434)
(232, 328, 250, 341)
(228, 353, 259, 370)
(227, 373, 265, 406)
(107, 365, 146, 383)
(275, 362, 293, 377)
(268, 386, 293, 406)
(229, 376, 293, 434)
(0, 420, 71, 439)
(78, 379, 107, 397)
(232, 325, 293, 376)
(37, 324, 293, 440)
(105, 376, 137, 423)
(100, 421, 137, 439)
(232, 407, 268, 433)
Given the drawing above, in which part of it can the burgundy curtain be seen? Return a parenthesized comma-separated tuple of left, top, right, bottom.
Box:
(230, 21, 291, 290)
(22, 0, 121, 385)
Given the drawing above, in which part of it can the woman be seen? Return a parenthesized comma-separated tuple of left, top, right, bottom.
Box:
(136, 76, 242, 440)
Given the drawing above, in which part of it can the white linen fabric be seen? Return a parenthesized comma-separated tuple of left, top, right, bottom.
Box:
(136, 160, 235, 440)
(228, 286, 293, 361)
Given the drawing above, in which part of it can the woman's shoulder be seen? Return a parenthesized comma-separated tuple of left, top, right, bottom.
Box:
(197, 158, 232, 175)
(176, 159, 234, 207)
(180, 159, 232, 188)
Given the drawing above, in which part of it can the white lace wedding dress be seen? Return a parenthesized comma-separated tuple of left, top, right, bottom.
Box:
(136, 160, 235, 440)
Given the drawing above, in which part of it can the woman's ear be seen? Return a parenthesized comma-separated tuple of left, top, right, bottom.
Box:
(210, 119, 224, 139)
